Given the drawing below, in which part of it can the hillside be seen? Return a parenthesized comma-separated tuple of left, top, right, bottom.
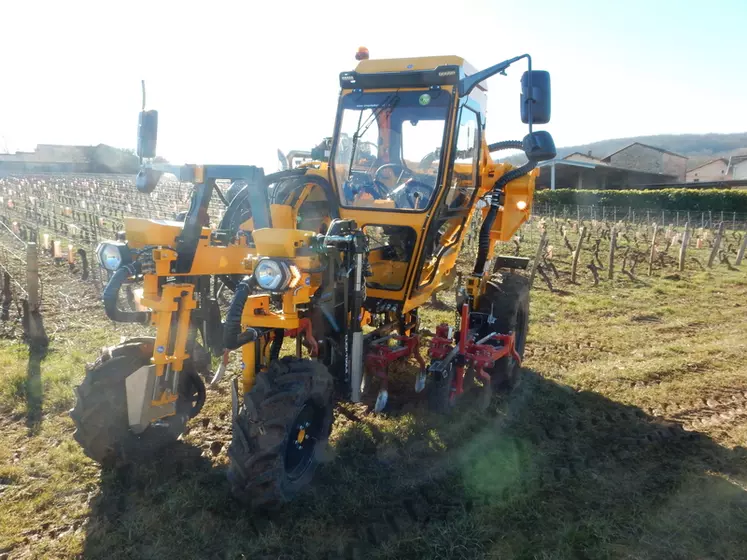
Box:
(557, 132, 747, 169)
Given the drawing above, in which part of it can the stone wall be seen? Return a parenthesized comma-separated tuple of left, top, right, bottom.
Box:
(662, 152, 687, 181)
(605, 144, 687, 182)
(686, 159, 729, 182)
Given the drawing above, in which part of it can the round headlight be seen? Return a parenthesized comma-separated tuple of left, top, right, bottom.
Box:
(96, 241, 131, 272)
(254, 259, 288, 291)
(97, 243, 123, 271)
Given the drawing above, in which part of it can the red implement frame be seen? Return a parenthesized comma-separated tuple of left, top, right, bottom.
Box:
(365, 334, 426, 391)
(428, 303, 521, 398)
(285, 318, 319, 357)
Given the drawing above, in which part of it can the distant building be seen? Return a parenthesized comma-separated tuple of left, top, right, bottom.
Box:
(0, 144, 138, 175)
(563, 151, 605, 165)
(728, 155, 747, 180)
(602, 142, 687, 182)
(536, 143, 688, 190)
(686, 158, 730, 182)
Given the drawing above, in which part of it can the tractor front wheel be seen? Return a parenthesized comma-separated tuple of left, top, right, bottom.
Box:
(70, 338, 205, 466)
(227, 357, 334, 509)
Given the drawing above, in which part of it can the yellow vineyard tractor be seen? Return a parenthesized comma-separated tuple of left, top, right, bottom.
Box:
(71, 48, 555, 508)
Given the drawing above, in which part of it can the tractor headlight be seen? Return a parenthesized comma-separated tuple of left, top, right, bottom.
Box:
(254, 259, 289, 291)
(96, 241, 131, 271)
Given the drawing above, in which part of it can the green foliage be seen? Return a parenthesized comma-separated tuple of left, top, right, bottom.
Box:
(535, 188, 747, 212)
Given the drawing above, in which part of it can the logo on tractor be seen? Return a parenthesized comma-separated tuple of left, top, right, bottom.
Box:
(156, 345, 164, 353)
(419, 93, 431, 106)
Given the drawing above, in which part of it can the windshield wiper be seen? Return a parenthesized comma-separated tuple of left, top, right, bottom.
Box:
(346, 93, 400, 182)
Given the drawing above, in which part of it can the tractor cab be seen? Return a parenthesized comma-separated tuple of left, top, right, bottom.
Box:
(329, 55, 487, 308)
(333, 88, 450, 211)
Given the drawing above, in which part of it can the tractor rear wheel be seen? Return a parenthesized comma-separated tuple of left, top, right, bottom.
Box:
(227, 357, 334, 509)
(70, 338, 206, 466)
(478, 273, 530, 390)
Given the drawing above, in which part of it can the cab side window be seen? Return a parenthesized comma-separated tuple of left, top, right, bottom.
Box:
(415, 106, 481, 288)
(445, 107, 479, 209)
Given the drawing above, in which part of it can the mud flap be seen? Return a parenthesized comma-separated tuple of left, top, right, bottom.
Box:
(125, 365, 176, 434)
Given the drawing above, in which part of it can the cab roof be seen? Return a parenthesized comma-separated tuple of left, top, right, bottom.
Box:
(354, 55, 485, 91)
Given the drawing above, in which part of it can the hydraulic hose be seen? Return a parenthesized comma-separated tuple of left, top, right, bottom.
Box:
(271, 175, 340, 219)
(217, 173, 302, 233)
(487, 140, 524, 153)
(473, 143, 537, 275)
(102, 265, 151, 324)
(270, 328, 284, 361)
(223, 276, 262, 350)
(218, 169, 337, 233)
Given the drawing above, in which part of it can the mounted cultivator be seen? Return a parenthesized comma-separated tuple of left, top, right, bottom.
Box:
(71, 47, 555, 508)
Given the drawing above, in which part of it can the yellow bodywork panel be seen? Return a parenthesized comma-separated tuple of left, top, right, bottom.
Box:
(240, 217, 254, 231)
(489, 168, 537, 243)
(405, 247, 459, 313)
(240, 294, 301, 330)
(124, 217, 253, 276)
(140, 283, 196, 406)
(241, 342, 256, 395)
(124, 218, 186, 248)
(355, 55, 479, 81)
(368, 250, 408, 290)
(152, 248, 177, 277)
(253, 228, 316, 258)
(270, 204, 294, 229)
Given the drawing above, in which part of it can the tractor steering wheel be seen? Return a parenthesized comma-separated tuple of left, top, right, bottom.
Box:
(374, 163, 414, 185)
(388, 179, 435, 210)
(344, 172, 389, 203)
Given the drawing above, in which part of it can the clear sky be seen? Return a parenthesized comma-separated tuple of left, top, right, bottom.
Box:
(2, 0, 745, 171)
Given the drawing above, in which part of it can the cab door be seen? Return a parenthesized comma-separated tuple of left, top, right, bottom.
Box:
(410, 104, 481, 299)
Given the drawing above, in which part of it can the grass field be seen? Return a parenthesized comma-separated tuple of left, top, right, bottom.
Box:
(1, 259, 747, 559)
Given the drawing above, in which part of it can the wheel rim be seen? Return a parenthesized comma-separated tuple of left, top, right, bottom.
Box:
(284, 400, 326, 481)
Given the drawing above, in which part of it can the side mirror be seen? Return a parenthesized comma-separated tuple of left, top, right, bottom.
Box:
(523, 131, 556, 163)
(137, 110, 159, 159)
(521, 71, 551, 125)
(135, 168, 162, 194)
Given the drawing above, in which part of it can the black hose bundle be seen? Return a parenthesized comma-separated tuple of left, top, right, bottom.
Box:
(223, 276, 262, 350)
(487, 140, 524, 153)
(473, 143, 537, 275)
(270, 174, 340, 219)
(269, 328, 284, 361)
(102, 266, 151, 324)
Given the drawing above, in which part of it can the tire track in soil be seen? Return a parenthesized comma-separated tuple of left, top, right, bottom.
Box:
(665, 386, 747, 432)
(325, 374, 709, 559)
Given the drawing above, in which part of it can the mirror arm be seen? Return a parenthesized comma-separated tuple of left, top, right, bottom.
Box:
(142, 162, 198, 182)
(139, 80, 146, 166)
(459, 53, 529, 97)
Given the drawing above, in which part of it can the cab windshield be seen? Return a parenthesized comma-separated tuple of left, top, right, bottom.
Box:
(333, 89, 451, 211)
